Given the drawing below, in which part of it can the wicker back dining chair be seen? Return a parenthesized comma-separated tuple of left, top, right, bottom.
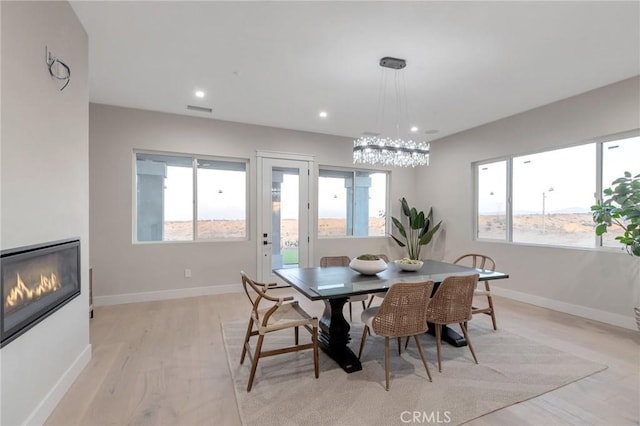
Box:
(358, 281, 435, 390)
(426, 274, 479, 372)
(453, 254, 498, 330)
(239, 271, 319, 392)
(320, 256, 368, 321)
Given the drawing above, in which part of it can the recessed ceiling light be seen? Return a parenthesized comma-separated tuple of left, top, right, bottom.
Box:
(195, 90, 205, 98)
(410, 126, 419, 132)
(319, 111, 328, 118)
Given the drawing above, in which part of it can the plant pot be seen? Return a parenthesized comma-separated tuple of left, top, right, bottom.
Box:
(635, 307, 640, 331)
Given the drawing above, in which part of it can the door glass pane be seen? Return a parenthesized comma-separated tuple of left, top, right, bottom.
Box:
(512, 144, 595, 247)
(272, 168, 299, 269)
(601, 136, 640, 248)
(477, 160, 507, 240)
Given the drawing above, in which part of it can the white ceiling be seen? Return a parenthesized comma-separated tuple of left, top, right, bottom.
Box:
(70, 1, 640, 142)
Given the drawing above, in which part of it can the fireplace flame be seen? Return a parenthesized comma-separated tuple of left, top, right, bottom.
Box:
(5, 272, 62, 308)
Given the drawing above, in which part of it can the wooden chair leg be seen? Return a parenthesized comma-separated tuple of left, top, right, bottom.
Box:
(460, 322, 478, 364)
(366, 295, 374, 308)
(349, 302, 353, 321)
(240, 317, 254, 365)
(294, 326, 299, 345)
(358, 325, 369, 358)
(487, 295, 497, 330)
(361, 300, 367, 311)
(397, 337, 402, 355)
(247, 334, 265, 392)
(313, 325, 319, 378)
(413, 335, 432, 382)
(384, 336, 390, 391)
(404, 335, 410, 350)
(435, 324, 443, 372)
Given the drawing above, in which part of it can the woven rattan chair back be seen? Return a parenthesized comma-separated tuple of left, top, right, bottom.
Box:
(320, 255, 351, 267)
(359, 281, 435, 390)
(426, 274, 478, 325)
(372, 281, 434, 337)
(426, 274, 480, 372)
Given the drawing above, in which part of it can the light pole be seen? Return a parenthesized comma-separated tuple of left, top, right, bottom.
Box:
(542, 187, 554, 233)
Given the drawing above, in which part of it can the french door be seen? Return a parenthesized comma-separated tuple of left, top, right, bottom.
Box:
(257, 153, 313, 283)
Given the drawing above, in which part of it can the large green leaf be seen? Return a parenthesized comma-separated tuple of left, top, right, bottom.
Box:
(391, 216, 406, 239)
(418, 221, 442, 245)
(401, 198, 410, 217)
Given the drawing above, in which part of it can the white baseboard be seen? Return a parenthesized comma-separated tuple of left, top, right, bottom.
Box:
(24, 344, 92, 426)
(94, 283, 242, 307)
(492, 287, 637, 331)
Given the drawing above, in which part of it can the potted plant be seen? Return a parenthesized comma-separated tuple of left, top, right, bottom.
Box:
(591, 171, 640, 329)
(390, 198, 442, 260)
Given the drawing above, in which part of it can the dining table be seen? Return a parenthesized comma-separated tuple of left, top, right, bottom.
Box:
(274, 259, 509, 373)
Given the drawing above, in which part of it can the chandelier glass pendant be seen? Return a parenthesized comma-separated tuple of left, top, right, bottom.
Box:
(353, 57, 430, 168)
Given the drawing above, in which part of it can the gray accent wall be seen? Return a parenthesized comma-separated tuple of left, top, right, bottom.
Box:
(1, 2, 90, 424)
(417, 76, 640, 328)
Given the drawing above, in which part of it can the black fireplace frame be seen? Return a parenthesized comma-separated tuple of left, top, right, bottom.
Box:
(1, 238, 81, 348)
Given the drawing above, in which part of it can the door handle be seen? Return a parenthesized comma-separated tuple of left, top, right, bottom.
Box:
(263, 241, 272, 245)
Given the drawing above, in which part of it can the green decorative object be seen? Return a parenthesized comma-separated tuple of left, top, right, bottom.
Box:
(591, 171, 640, 256)
(390, 198, 442, 260)
(356, 254, 380, 261)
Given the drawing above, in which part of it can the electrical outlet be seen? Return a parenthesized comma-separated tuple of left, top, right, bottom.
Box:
(184, 269, 191, 278)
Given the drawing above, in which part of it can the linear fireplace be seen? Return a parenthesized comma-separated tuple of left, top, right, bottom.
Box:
(1, 238, 81, 347)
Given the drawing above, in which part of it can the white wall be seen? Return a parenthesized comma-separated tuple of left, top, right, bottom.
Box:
(418, 77, 640, 329)
(1, 2, 90, 425)
(89, 104, 416, 303)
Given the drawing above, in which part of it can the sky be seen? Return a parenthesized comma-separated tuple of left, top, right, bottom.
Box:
(478, 136, 639, 215)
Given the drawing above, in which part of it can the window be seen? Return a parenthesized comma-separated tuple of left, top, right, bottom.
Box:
(601, 135, 640, 248)
(135, 152, 247, 242)
(474, 130, 639, 250)
(476, 160, 507, 240)
(512, 144, 595, 247)
(318, 168, 388, 237)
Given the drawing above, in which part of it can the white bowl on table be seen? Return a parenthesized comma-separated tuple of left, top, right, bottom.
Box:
(395, 259, 424, 271)
(349, 258, 387, 275)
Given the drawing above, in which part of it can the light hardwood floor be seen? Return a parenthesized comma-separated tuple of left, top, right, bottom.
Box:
(45, 291, 640, 425)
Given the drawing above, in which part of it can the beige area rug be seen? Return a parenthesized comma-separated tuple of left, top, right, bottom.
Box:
(222, 320, 606, 426)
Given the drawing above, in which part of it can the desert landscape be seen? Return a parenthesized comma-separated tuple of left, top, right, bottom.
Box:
(164, 213, 621, 248)
(164, 218, 386, 242)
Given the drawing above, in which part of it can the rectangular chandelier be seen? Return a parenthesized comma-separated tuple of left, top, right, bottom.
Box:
(353, 136, 430, 167)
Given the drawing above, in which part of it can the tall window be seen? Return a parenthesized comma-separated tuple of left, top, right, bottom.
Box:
(135, 152, 247, 242)
(476, 160, 507, 240)
(318, 168, 388, 237)
(474, 130, 639, 250)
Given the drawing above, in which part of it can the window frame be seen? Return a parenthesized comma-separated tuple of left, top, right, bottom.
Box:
(473, 129, 639, 252)
(133, 150, 249, 244)
(317, 166, 390, 239)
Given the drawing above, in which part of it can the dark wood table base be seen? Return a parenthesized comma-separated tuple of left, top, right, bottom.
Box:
(318, 297, 362, 373)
